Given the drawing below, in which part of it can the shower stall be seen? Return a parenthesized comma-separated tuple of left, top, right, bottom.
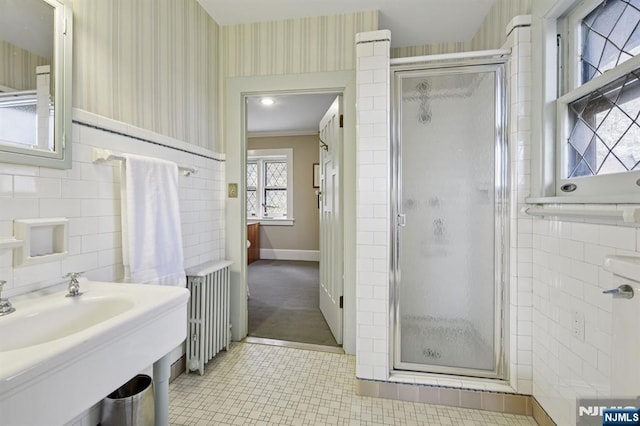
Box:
(391, 59, 508, 379)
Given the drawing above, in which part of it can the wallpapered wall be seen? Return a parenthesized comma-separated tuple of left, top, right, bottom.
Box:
(71, 4, 376, 152)
(0, 40, 49, 90)
(221, 11, 379, 78)
(470, 0, 532, 50)
(73, 0, 220, 151)
(390, 42, 468, 59)
(390, 0, 532, 58)
(68, 1, 528, 151)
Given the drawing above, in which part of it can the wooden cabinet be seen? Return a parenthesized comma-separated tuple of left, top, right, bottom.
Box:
(247, 222, 260, 264)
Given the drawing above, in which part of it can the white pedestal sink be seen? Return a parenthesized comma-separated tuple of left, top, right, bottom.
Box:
(0, 281, 189, 426)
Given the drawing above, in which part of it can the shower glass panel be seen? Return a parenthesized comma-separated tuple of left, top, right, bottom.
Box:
(392, 62, 507, 379)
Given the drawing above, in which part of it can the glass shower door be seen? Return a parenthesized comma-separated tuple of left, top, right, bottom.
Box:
(392, 63, 507, 378)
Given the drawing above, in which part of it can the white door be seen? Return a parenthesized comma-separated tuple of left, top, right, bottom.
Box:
(319, 96, 343, 344)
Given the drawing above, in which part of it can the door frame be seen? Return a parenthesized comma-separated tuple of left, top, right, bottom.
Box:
(224, 71, 357, 354)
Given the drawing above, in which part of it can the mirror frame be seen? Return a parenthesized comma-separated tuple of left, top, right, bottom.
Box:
(0, 0, 73, 169)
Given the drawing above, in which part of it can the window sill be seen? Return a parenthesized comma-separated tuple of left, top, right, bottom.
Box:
(247, 218, 295, 226)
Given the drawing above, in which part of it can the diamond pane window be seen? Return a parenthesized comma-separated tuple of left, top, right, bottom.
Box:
(265, 162, 287, 187)
(567, 69, 640, 177)
(247, 162, 258, 217)
(263, 161, 287, 217)
(581, 0, 640, 84)
(247, 190, 258, 217)
(265, 189, 287, 216)
(246, 151, 292, 219)
(247, 162, 258, 188)
(555, 0, 640, 198)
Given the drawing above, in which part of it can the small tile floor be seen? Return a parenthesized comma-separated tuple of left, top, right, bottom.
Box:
(169, 342, 538, 425)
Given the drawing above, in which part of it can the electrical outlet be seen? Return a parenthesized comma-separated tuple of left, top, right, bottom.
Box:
(571, 311, 585, 342)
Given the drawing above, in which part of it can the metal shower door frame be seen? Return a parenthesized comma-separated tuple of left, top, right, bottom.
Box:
(390, 58, 510, 380)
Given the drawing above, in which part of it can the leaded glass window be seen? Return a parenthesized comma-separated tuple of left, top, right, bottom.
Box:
(263, 161, 287, 217)
(247, 162, 258, 187)
(567, 70, 640, 177)
(562, 0, 640, 180)
(247, 162, 258, 217)
(247, 190, 258, 217)
(265, 189, 287, 216)
(246, 151, 292, 220)
(265, 162, 287, 187)
(581, 0, 640, 83)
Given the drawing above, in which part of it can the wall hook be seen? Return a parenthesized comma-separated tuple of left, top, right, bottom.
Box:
(319, 137, 329, 151)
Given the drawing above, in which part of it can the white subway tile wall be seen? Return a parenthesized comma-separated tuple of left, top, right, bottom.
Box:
(355, 29, 391, 381)
(0, 109, 225, 298)
(506, 20, 534, 395)
(531, 207, 640, 425)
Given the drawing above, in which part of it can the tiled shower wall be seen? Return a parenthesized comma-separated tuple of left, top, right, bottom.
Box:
(355, 29, 391, 381)
(506, 18, 534, 395)
(354, 19, 534, 394)
(0, 109, 226, 298)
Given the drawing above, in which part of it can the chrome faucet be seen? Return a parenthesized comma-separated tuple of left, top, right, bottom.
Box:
(0, 280, 15, 316)
(64, 272, 83, 297)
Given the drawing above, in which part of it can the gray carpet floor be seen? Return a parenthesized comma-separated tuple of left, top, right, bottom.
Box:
(248, 259, 339, 347)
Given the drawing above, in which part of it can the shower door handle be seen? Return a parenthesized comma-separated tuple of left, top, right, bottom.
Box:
(397, 214, 406, 227)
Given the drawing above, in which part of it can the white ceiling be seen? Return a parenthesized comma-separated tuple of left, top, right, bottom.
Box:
(197, 0, 496, 48)
(0, 0, 54, 58)
(247, 93, 339, 135)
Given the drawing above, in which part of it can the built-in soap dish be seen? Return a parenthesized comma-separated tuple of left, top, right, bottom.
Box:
(13, 218, 68, 266)
(603, 255, 640, 282)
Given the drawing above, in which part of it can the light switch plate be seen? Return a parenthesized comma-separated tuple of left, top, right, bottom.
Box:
(228, 183, 238, 198)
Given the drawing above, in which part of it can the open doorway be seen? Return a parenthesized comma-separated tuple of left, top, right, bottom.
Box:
(245, 92, 343, 348)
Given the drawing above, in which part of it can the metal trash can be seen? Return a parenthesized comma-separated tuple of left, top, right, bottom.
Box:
(100, 374, 154, 426)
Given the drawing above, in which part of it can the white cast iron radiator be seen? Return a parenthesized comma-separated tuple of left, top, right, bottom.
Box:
(185, 260, 233, 375)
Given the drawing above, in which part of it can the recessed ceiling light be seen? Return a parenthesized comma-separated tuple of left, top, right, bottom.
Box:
(260, 97, 275, 106)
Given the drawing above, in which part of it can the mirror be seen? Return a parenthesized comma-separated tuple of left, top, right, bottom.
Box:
(0, 0, 72, 169)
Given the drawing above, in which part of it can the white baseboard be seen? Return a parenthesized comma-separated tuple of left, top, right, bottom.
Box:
(259, 249, 320, 262)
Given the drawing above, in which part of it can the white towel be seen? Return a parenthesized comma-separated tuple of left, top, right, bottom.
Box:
(120, 153, 186, 287)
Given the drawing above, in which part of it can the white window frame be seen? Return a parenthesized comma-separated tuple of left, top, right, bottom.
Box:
(246, 148, 294, 225)
(562, 0, 601, 94)
(537, 0, 640, 203)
